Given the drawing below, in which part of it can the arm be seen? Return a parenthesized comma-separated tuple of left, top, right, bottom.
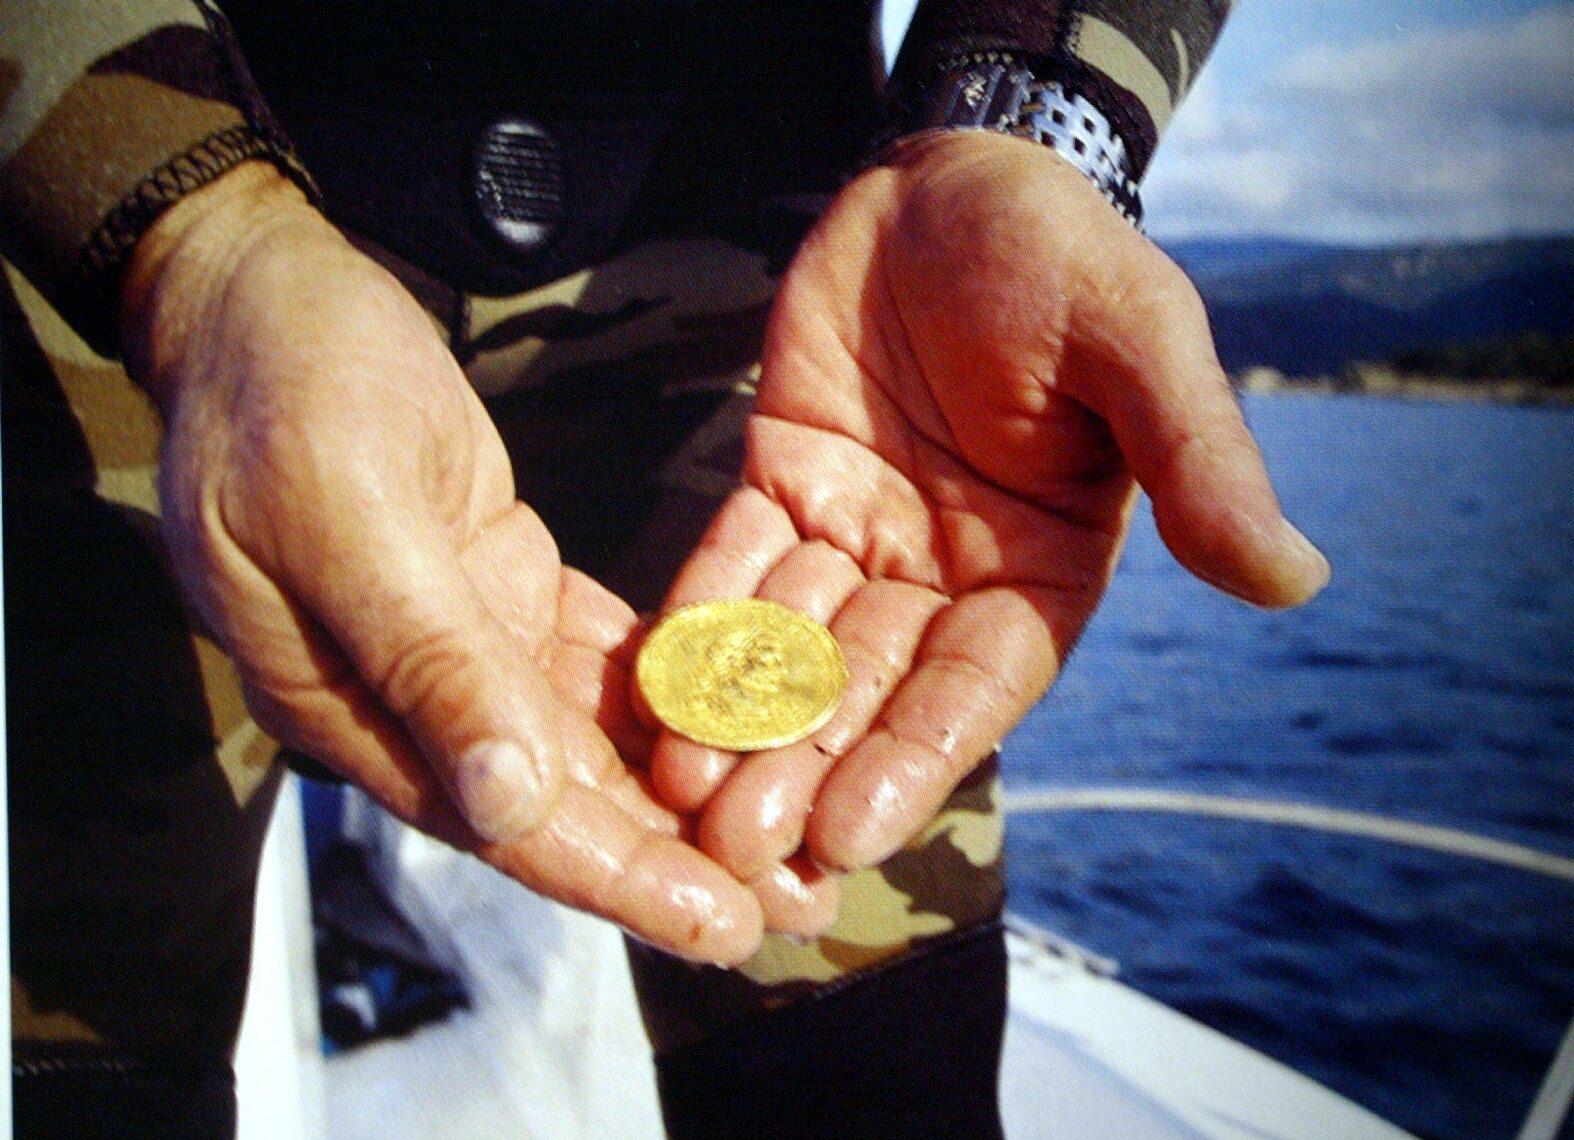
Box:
(653, 0, 1329, 879)
(885, 0, 1230, 186)
(2, 3, 783, 963)
(0, 0, 313, 356)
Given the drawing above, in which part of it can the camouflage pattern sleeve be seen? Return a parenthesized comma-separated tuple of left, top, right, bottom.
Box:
(887, 0, 1232, 180)
(0, 0, 314, 356)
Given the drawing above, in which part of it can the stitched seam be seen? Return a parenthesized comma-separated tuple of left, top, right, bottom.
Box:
(193, 0, 320, 205)
(13, 1057, 138, 1078)
(74, 125, 274, 305)
(192, 1, 295, 162)
(881, 47, 1020, 136)
(13, 1043, 229, 1079)
(1052, 3, 1081, 64)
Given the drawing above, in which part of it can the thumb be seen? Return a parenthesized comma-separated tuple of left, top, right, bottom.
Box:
(297, 516, 566, 842)
(1074, 270, 1331, 608)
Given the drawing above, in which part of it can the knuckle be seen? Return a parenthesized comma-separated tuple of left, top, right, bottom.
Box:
(373, 619, 478, 727)
(584, 829, 651, 914)
(1135, 259, 1208, 330)
(1155, 428, 1210, 484)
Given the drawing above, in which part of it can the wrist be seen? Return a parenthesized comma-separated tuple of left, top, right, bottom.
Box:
(117, 161, 320, 410)
(877, 56, 1143, 227)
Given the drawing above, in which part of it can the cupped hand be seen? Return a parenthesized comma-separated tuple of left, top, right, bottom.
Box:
(649, 131, 1330, 880)
(118, 163, 832, 963)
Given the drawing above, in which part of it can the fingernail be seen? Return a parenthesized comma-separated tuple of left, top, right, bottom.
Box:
(1278, 519, 1332, 598)
(455, 740, 543, 843)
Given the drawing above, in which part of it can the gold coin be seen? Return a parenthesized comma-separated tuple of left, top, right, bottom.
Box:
(636, 599, 848, 751)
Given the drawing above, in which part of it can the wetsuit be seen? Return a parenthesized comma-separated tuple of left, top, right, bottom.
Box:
(1, 2, 1227, 1134)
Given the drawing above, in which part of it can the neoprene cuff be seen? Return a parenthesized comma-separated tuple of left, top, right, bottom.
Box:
(0, 1, 317, 358)
(72, 125, 314, 356)
(874, 50, 1143, 225)
(885, 0, 1234, 187)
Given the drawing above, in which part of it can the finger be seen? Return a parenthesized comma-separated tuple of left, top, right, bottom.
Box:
(749, 853, 841, 940)
(293, 502, 565, 843)
(648, 540, 865, 819)
(754, 539, 866, 623)
(642, 489, 801, 800)
(663, 486, 799, 611)
(817, 579, 949, 756)
(698, 739, 823, 880)
(808, 587, 1060, 871)
(456, 501, 564, 664)
(555, 702, 676, 837)
(244, 644, 761, 965)
(494, 782, 764, 966)
(553, 567, 644, 666)
(681, 541, 864, 872)
(464, 514, 656, 763)
(698, 579, 945, 879)
(650, 735, 740, 814)
(550, 640, 655, 766)
(462, 528, 663, 812)
(1072, 271, 1329, 608)
(240, 666, 467, 847)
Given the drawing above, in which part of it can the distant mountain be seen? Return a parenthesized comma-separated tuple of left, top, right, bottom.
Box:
(1159, 236, 1574, 377)
(1161, 237, 1331, 285)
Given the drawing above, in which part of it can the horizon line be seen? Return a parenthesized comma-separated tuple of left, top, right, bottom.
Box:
(1149, 230, 1574, 252)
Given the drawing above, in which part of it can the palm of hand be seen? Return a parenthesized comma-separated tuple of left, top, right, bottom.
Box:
(149, 212, 776, 962)
(652, 134, 1329, 880)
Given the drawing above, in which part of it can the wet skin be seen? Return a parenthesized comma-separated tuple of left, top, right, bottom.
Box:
(119, 129, 1327, 964)
(646, 132, 1329, 883)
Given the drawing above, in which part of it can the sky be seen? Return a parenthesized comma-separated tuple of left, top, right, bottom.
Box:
(883, 0, 1574, 245)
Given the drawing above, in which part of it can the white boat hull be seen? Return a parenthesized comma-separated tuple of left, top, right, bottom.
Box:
(237, 787, 1417, 1139)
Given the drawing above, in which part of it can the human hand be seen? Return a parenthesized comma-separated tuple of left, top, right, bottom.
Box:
(649, 131, 1330, 881)
(118, 163, 799, 963)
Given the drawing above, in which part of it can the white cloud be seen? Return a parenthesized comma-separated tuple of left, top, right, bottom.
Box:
(1143, 5, 1574, 243)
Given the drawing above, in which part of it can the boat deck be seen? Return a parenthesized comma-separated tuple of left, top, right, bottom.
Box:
(234, 778, 1421, 1138)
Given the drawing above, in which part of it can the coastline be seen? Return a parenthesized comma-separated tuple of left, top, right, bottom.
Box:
(1236, 365, 1574, 407)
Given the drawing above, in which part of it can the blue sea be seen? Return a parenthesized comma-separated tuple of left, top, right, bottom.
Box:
(1001, 394, 1574, 1139)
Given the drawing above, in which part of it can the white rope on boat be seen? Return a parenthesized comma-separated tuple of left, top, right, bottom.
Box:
(1003, 912, 1119, 977)
(1002, 787, 1574, 884)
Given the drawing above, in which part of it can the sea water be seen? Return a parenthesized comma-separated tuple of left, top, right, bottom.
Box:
(1002, 393, 1574, 1139)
